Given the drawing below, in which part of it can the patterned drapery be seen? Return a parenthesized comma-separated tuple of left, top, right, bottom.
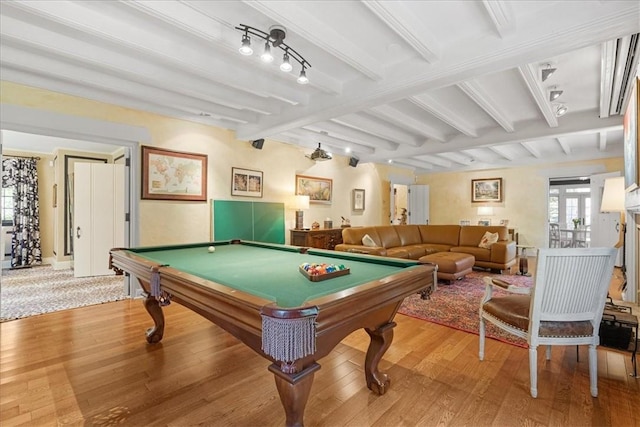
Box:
(2, 157, 42, 267)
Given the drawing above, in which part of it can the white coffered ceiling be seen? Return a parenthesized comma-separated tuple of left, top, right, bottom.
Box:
(1, 1, 639, 173)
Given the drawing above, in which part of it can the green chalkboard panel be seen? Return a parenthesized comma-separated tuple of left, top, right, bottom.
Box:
(213, 200, 284, 244)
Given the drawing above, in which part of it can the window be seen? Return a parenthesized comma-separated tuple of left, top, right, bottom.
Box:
(1, 187, 14, 226)
(549, 179, 591, 227)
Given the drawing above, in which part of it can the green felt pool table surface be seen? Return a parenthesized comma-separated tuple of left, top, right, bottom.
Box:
(126, 241, 422, 308)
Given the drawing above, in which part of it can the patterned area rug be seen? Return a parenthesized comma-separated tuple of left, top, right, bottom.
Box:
(399, 270, 533, 348)
(1, 265, 128, 322)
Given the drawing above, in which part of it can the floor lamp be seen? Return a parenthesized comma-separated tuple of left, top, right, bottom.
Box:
(600, 176, 626, 290)
(295, 195, 310, 230)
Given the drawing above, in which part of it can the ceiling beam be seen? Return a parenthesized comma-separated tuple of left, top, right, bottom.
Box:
(361, 0, 440, 63)
(599, 39, 617, 119)
(557, 137, 571, 154)
(333, 114, 423, 147)
(414, 154, 451, 168)
(393, 158, 434, 170)
(369, 104, 446, 142)
(488, 145, 515, 160)
(521, 141, 542, 158)
(409, 94, 478, 137)
(458, 80, 515, 132)
(481, 1, 515, 38)
(284, 128, 376, 155)
(599, 132, 607, 151)
(304, 121, 399, 151)
(518, 63, 558, 127)
(243, 0, 384, 80)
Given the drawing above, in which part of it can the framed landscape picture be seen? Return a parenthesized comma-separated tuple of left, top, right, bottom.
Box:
(142, 146, 207, 201)
(471, 178, 502, 203)
(295, 174, 332, 204)
(231, 167, 263, 198)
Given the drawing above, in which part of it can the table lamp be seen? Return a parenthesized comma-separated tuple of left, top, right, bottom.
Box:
(600, 176, 626, 286)
(295, 195, 310, 230)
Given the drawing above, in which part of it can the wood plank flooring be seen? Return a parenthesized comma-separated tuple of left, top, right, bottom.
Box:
(1, 296, 638, 427)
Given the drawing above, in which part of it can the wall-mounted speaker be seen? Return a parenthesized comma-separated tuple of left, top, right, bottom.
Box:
(251, 139, 264, 150)
(348, 157, 359, 167)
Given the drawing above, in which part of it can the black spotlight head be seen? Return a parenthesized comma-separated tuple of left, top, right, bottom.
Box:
(348, 157, 359, 167)
(251, 139, 264, 149)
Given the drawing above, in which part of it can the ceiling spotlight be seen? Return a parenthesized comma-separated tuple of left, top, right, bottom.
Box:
(306, 143, 332, 161)
(235, 24, 311, 84)
(297, 67, 309, 85)
(344, 147, 351, 153)
(541, 63, 556, 82)
(280, 52, 292, 72)
(549, 87, 563, 101)
(239, 33, 252, 56)
(554, 103, 568, 117)
(260, 41, 273, 63)
(388, 159, 393, 164)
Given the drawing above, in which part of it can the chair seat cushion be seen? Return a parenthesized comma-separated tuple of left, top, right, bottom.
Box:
(483, 295, 595, 337)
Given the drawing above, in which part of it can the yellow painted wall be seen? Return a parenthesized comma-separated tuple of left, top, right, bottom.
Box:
(417, 157, 624, 249)
(1, 82, 409, 248)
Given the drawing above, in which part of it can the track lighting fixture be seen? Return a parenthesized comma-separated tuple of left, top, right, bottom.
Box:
(235, 24, 311, 84)
(549, 87, 563, 101)
(306, 143, 332, 161)
(541, 63, 556, 82)
(554, 103, 568, 117)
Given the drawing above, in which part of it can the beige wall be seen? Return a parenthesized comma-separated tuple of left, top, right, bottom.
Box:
(1, 82, 410, 249)
(417, 158, 624, 249)
(2, 81, 625, 253)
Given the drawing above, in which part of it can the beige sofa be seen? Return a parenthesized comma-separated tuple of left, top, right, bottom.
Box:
(335, 224, 516, 271)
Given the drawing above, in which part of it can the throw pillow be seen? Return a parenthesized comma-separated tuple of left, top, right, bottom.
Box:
(479, 231, 499, 249)
(362, 234, 377, 247)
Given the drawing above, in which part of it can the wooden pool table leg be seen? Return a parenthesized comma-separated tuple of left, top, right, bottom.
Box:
(142, 292, 165, 344)
(364, 321, 396, 395)
(269, 362, 321, 427)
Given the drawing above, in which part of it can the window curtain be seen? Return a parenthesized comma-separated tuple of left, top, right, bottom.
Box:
(2, 157, 42, 267)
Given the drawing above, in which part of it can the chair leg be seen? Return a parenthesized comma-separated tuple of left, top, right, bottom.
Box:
(529, 346, 538, 398)
(479, 315, 486, 361)
(589, 344, 598, 397)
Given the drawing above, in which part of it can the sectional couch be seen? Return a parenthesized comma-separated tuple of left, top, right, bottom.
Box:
(334, 224, 516, 271)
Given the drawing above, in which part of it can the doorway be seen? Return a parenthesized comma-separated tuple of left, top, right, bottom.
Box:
(548, 177, 591, 248)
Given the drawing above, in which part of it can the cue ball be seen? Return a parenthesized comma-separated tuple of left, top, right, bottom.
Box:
(208, 246, 216, 253)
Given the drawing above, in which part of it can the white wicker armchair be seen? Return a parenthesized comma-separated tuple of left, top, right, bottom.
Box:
(479, 247, 617, 398)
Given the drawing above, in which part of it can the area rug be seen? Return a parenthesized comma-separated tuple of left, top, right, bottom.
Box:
(398, 271, 533, 348)
(1, 265, 128, 322)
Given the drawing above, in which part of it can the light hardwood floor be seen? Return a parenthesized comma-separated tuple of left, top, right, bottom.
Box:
(1, 290, 638, 426)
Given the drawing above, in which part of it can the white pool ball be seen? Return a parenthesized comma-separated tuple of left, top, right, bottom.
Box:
(208, 246, 216, 253)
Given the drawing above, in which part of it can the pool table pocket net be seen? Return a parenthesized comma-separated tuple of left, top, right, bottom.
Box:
(261, 313, 317, 369)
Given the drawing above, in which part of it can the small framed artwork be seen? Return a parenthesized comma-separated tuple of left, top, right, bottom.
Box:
(231, 167, 263, 198)
(500, 219, 509, 226)
(295, 174, 332, 204)
(142, 146, 207, 201)
(459, 220, 470, 226)
(471, 178, 503, 203)
(478, 220, 491, 226)
(352, 188, 365, 211)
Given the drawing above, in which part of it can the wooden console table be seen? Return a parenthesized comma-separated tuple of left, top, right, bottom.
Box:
(290, 228, 344, 250)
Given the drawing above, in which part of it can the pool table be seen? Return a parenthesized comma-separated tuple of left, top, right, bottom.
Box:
(109, 240, 435, 426)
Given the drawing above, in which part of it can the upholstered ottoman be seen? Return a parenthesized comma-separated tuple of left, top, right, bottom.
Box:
(419, 252, 475, 284)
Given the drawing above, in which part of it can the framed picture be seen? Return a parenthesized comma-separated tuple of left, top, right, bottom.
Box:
(459, 220, 470, 226)
(471, 178, 503, 203)
(623, 77, 639, 191)
(478, 220, 491, 226)
(142, 146, 207, 201)
(231, 167, 263, 198)
(295, 174, 332, 204)
(352, 188, 365, 211)
(500, 219, 509, 226)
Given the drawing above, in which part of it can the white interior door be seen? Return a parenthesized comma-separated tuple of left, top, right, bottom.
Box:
(408, 185, 430, 224)
(73, 163, 125, 277)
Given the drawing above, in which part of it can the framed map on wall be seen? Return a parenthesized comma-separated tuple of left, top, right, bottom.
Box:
(142, 146, 207, 201)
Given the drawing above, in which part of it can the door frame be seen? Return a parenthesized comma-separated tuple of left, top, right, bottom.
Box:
(1, 104, 149, 296)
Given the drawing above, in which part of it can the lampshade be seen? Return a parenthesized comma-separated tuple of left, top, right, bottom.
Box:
(477, 206, 494, 216)
(295, 195, 310, 210)
(600, 176, 625, 212)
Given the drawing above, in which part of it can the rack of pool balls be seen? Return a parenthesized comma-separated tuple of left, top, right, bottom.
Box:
(299, 262, 350, 282)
